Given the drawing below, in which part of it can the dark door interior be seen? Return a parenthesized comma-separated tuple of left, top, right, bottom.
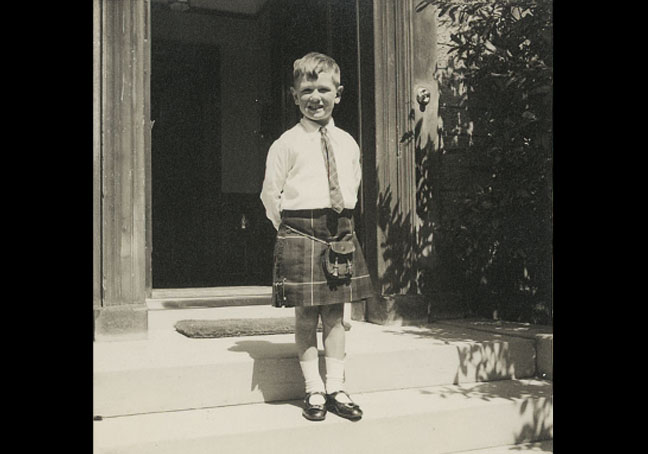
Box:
(150, 0, 361, 289)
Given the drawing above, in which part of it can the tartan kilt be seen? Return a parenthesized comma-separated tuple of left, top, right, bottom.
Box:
(272, 209, 376, 308)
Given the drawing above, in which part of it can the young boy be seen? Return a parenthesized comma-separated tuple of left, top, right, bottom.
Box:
(260, 52, 375, 421)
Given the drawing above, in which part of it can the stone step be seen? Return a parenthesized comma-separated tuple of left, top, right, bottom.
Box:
(146, 303, 356, 333)
(453, 441, 553, 453)
(146, 287, 272, 310)
(93, 379, 553, 454)
(94, 309, 541, 417)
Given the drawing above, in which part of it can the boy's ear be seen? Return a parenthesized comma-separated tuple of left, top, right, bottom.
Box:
(335, 85, 344, 104)
(290, 87, 299, 105)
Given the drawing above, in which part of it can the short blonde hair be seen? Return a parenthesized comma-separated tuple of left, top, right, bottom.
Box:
(293, 52, 341, 87)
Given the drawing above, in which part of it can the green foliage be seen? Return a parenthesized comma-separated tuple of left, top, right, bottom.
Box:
(424, 0, 553, 323)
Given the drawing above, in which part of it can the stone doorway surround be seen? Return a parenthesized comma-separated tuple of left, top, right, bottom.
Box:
(93, 0, 438, 340)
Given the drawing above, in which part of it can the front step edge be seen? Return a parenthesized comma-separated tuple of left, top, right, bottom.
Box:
(94, 379, 553, 454)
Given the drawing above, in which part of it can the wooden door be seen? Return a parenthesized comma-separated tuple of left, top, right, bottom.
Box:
(151, 40, 275, 288)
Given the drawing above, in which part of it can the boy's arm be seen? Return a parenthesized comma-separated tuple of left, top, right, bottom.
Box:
(353, 142, 362, 196)
(260, 141, 289, 230)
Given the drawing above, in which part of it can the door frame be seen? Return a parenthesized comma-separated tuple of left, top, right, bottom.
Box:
(369, 0, 438, 295)
(94, 0, 151, 339)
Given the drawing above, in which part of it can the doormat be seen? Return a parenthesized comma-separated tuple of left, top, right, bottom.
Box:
(175, 318, 351, 338)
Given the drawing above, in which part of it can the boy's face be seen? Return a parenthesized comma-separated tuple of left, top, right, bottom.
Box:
(291, 70, 343, 126)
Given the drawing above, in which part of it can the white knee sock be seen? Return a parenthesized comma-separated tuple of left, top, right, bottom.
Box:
(299, 358, 325, 401)
(325, 356, 346, 396)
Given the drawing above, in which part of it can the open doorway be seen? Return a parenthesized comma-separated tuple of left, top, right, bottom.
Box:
(150, 0, 361, 290)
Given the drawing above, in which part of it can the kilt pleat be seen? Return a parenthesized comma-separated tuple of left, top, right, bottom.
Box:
(272, 209, 376, 307)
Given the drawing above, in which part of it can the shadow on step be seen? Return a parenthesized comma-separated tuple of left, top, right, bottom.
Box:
(376, 323, 540, 383)
(379, 323, 519, 342)
(228, 340, 307, 405)
(419, 379, 553, 444)
(228, 339, 298, 359)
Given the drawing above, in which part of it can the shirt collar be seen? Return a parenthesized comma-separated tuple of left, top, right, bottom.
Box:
(300, 116, 335, 133)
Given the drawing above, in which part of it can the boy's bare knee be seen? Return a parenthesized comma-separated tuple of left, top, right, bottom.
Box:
(295, 306, 320, 330)
(320, 304, 344, 329)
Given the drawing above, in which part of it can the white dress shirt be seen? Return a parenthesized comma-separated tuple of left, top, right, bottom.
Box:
(260, 117, 362, 230)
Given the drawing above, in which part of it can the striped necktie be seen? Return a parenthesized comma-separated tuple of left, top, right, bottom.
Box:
(320, 126, 345, 213)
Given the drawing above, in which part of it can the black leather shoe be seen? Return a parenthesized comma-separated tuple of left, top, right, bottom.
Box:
(327, 391, 363, 421)
(302, 392, 327, 421)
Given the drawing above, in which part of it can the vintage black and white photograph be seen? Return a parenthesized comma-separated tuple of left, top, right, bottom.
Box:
(93, 0, 553, 452)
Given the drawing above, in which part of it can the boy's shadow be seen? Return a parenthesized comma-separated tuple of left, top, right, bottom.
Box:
(228, 340, 324, 408)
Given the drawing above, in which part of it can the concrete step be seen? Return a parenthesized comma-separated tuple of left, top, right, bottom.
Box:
(94, 307, 542, 417)
(453, 441, 553, 453)
(146, 303, 355, 332)
(93, 378, 553, 454)
(147, 286, 272, 310)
